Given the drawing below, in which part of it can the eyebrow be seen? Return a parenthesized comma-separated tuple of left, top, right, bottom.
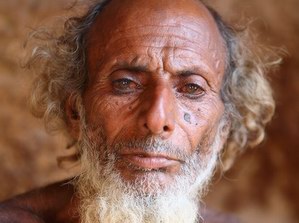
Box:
(111, 62, 150, 74)
(176, 67, 212, 88)
(177, 70, 199, 77)
(176, 64, 211, 76)
(110, 60, 212, 87)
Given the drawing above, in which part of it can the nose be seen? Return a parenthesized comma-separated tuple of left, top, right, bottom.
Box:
(138, 84, 175, 138)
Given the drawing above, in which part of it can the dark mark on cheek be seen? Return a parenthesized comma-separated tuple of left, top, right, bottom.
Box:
(184, 113, 191, 124)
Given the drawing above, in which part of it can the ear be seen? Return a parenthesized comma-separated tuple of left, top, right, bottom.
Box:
(217, 117, 232, 153)
(65, 93, 81, 140)
(218, 118, 237, 171)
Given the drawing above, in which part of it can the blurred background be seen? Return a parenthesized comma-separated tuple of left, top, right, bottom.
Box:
(0, 0, 298, 223)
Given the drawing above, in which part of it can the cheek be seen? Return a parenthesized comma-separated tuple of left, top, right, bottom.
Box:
(177, 97, 224, 150)
(83, 91, 140, 142)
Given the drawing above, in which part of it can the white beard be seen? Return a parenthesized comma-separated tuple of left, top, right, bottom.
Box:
(74, 117, 225, 223)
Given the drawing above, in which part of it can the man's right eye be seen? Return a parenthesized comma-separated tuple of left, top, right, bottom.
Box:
(112, 78, 141, 94)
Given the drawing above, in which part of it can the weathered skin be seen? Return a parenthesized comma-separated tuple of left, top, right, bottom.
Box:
(72, 0, 227, 188)
(0, 0, 238, 222)
(0, 180, 79, 223)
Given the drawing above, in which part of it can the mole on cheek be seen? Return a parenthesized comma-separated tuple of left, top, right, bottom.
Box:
(184, 113, 191, 124)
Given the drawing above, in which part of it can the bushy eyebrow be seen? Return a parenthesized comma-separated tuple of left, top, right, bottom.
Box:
(176, 68, 211, 88)
(176, 64, 210, 76)
(111, 61, 150, 73)
(177, 70, 199, 77)
(110, 59, 212, 87)
(112, 63, 209, 75)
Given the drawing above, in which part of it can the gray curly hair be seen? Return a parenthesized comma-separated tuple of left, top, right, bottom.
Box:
(26, 0, 280, 170)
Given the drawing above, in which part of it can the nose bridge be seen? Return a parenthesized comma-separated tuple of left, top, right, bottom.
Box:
(142, 82, 175, 136)
(152, 84, 170, 116)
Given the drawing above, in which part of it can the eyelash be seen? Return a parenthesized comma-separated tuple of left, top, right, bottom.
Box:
(112, 78, 205, 100)
(112, 78, 142, 94)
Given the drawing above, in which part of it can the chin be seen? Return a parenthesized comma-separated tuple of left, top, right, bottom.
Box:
(120, 170, 177, 195)
(76, 164, 201, 223)
(116, 162, 182, 195)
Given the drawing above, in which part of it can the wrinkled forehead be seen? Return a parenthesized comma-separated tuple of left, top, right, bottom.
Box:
(87, 0, 225, 49)
(85, 0, 227, 80)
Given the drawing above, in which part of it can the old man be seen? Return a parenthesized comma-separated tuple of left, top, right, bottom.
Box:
(0, 0, 277, 222)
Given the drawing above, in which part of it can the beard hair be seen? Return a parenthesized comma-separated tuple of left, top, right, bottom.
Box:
(74, 113, 226, 223)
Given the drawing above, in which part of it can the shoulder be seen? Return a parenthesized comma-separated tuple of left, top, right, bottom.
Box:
(0, 179, 77, 223)
(201, 208, 241, 223)
(0, 204, 45, 223)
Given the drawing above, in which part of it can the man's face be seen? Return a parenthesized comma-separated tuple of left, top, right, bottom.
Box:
(80, 0, 227, 193)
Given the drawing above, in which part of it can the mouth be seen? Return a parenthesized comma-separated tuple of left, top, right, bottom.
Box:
(118, 149, 183, 170)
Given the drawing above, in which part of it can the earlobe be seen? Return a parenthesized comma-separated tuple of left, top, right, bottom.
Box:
(65, 93, 82, 140)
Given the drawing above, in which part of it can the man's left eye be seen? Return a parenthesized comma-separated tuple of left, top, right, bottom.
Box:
(112, 78, 141, 93)
(178, 83, 205, 97)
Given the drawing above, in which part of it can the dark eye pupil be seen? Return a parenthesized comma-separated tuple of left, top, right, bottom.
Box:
(112, 78, 141, 94)
(186, 84, 199, 93)
(120, 80, 129, 85)
(114, 79, 132, 89)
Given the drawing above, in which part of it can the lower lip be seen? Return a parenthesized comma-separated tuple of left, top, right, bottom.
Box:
(122, 155, 178, 169)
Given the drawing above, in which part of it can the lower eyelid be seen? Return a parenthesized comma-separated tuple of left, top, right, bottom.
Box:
(184, 94, 205, 100)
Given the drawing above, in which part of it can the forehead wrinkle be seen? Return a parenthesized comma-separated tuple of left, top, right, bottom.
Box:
(91, 31, 224, 71)
(87, 2, 227, 84)
(164, 45, 219, 74)
(94, 43, 219, 79)
(98, 34, 205, 50)
(109, 53, 158, 73)
(93, 23, 211, 49)
(88, 17, 219, 50)
(104, 21, 212, 37)
(87, 0, 227, 55)
(93, 0, 220, 33)
(102, 44, 216, 61)
(163, 46, 224, 88)
(91, 43, 223, 86)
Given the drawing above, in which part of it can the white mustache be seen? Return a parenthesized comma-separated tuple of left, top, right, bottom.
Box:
(109, 136, 195, 162)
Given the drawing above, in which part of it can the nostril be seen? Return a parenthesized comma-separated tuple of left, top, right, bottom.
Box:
(143, 123, 172, 133)
(163, 126, 170, 131)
